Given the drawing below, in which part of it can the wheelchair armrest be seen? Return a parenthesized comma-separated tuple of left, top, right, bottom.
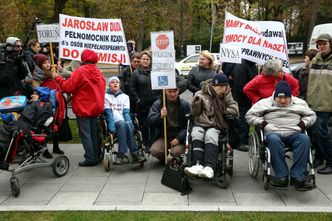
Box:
(185, 113, 192, 120)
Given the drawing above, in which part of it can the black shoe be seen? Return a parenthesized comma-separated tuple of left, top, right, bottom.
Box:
(237, 145, 249, 152)
(78, 161, 98, 167)
(53, 148, 64, 155)
(290, 177, 314, 191)
(132, 153, 146, 163)
(317, 166, 332, 174)
(42, 150, 53, 159)
(313, 158, 324, 168)
(270, 176, 288, 188)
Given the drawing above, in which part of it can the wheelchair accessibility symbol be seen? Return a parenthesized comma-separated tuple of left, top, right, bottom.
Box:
(158, 76, 168, 86)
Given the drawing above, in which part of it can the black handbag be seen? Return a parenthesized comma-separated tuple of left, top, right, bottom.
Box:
(161, 157, 192, 195)
(58, 104, 72, 142)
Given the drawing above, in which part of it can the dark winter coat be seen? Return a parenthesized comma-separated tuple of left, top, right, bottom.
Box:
(148, 98, 191, 144)
(187, 65, 215, 95)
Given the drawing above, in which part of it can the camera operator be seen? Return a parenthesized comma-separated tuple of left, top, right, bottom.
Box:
(0, 37, 28, 99)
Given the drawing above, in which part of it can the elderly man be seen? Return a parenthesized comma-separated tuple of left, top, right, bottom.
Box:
(307, 33, 332, 174)
(246, 81, 316, 191)
(147, 86, 191, 164)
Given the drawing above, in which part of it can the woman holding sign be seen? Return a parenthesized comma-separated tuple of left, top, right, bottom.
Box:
(129, 51, 161, 150)
(187, 50, 216, 95)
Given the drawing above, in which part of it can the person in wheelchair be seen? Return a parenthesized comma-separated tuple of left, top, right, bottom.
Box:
(0, 86, 53, 163)
(184, 73, 239, 179)
(147, 86, 191, 164)
(104, 76, 146, 165)
(246, 80, 316, 190)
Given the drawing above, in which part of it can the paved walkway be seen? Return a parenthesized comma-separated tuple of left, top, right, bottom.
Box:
(0, 143, 332, 212)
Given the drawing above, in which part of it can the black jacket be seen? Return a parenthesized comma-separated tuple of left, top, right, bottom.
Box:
(129, 67, 161, 113)
(187, 66, 215, 95)
(148, 98, 191, 145)
(232, 59, 257, 108)
(0, 54, 28, 99)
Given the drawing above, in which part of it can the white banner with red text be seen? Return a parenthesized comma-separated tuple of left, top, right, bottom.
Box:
(59, 14, 130, 65)
(223, 11, 290, 72)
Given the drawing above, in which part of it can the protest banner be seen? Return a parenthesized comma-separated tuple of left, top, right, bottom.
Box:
(59, 14, 130, 65)
(223, 12, 290, 72)
(219, 44, 241, 64)
(150, 31, 176, 90)
(36, 24, 59, 43)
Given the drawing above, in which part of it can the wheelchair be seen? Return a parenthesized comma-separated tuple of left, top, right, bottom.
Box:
(248, 127, 316, 190)
(0, 116, 70, 197)
(183, 115, 234, 189)
(98, 113, 146, 172)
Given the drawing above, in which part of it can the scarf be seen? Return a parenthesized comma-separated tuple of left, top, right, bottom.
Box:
(209, 84, 228, 130)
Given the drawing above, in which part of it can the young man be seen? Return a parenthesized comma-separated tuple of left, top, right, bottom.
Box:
(148, 87, 191, 163)
(246, 81, 316, 190)
(104, 76, 146, 164)
(184, 73, 239, 179)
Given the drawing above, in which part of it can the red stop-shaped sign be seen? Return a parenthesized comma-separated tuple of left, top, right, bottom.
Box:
(156, 34, 169, 50)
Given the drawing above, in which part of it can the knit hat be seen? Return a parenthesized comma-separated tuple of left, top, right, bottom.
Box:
(316, 33, 332, 43)
(108, 76, 120, 85)
(274, 80, 291, 99)
(34, 54, 50, 69)
(212, 73, 228, 86)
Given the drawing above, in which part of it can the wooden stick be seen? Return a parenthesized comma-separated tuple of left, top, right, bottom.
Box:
(163, 89, 167, 165)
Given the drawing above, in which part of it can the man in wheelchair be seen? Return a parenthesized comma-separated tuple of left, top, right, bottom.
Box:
(0, 86, 53, 164)
(184, 73, 239, 179)
(246, 81, 317, 191)
(104, 76, 146, 164)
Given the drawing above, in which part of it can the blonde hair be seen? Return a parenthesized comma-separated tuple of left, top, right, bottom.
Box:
(199, 50, 214, 69)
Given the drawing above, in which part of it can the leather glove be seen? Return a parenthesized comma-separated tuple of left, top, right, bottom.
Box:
(260, 121, 268, 129)
(297, 120, 305, 131)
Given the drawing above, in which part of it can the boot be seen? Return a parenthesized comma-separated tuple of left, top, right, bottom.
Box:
(191, 140, 204, 166)
(53, 146, 64, 155)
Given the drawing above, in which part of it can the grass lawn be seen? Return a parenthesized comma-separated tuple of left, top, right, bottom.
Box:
(64, 119, 80, 143)
(0, 211, 331, 221)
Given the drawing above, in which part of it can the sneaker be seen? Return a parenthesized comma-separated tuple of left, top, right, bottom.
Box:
(114, 155, 129, 165)
(132, 153, 146, 163)
(184, 164, 204, 177)
(198, 166, 214, 179)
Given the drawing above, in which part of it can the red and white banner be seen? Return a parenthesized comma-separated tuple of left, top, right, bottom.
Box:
(59, 14, 130, 65)
(223, 12, 289, 72)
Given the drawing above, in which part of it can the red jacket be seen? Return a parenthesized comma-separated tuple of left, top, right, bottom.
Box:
(55, 49, 106, 117)
(243, 73, 299, 104)
(41, 79, 66, 127)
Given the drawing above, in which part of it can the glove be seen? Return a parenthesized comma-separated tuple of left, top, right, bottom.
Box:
(297, 120, 305, 131)
(260, 121, 268, 129)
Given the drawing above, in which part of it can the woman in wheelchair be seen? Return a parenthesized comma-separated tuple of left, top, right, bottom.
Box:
(246, 81, 317, 191)
(104, 76, 146, 165)
(0, 86, 53, 164)
(184, 73, 239, 179)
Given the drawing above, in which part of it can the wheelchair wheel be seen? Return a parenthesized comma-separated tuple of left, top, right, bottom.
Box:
(52, 155, 70, 177)
(248, 131, 260, 179)
(10, 177, 20, 197)
(104, 152, 111, 172)
(215, 173, 230, 189)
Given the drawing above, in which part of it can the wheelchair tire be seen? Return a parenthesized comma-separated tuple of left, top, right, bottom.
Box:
(104, 152, 111, 172)
(52, 155, 70, 177)
(10, 177, 20, 197)
(248, 131, 260, 179)
(263, 176, 270, 190)
(215, 173, 230, 189)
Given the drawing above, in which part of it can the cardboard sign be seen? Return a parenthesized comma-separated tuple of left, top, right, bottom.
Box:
(36, 24, 60, 43)
(219, 44, 241, 64)
(59, 14, 130, 65)
(223, 12, 290, 72)
(151, 31, 176, 90)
